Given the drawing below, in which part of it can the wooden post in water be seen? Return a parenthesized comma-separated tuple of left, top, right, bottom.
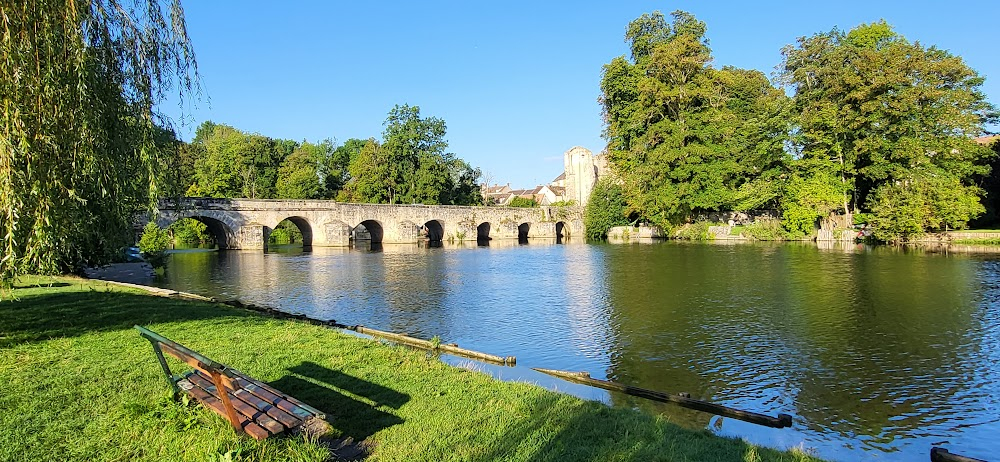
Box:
(532, 368, 793, 429)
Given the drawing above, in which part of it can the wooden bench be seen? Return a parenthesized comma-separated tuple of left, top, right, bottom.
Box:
(135, 325, 329, 440)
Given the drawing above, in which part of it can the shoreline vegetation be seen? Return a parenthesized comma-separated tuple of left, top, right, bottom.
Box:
(0, 275, 822, 462)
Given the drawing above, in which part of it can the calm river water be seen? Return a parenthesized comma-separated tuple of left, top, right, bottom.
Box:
(155, 240, 1000, 461)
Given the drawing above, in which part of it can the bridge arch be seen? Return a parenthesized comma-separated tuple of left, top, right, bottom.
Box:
(555, 221, 569, 239)
(423, 220, 445, 242)
(269, 216, 313, 248)
(476, 222, 492, 240)
(518, 223, 530, 241)
(354, 219, 384, 245)
(160, 215, 236, 249)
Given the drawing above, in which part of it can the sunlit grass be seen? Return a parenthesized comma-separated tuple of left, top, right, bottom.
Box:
(1, 276, 824, 461)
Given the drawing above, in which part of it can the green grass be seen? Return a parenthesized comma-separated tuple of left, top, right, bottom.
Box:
(950, 229, 1000, 233)
(1, 276, 823, 462)
(952, 238, 1000, 245)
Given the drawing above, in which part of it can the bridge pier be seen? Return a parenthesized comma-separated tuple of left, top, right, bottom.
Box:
(321, 221, 352, 246)
(236, 223, 266, 250)
(529, 222, 557, 238)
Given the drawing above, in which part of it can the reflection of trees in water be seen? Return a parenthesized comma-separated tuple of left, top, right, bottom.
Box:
(379, 250, 451, 340)
(602, 242, 986, 451)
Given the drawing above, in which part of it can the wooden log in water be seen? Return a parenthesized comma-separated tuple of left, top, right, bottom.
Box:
(532, 368, 792, 429)
(346, 324, 516, 366)
(931, 447, 988, 462)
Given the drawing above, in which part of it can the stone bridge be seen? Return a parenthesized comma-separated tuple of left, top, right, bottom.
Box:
(150, 198, 586, 250)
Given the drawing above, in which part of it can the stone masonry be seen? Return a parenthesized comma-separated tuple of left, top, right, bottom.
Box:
(151, 198, 586, 250)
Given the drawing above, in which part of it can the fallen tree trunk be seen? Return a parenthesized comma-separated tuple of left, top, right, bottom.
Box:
(344, 324, 516, 366)
(931, 447, 988, 462)
(532, 368, 792, 428)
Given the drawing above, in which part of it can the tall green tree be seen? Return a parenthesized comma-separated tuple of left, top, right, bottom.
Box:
(444, 158, 484, 206)
(339, 139, 394, 203)
(1, 0, 198, 285)
(600, 11, 789, 227)
(276, 141, 328, 199)
(324, 138, 365, 197)
(781, 21, 996, 238)
(340, 105, 481, 205)
(188, 123, 297, 199)
(382, 104, 448, 204)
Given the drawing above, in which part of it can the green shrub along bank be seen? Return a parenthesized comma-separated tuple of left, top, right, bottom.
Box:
(169, 218, 213, 247)
(138, 222, 170, 268)
(584, 179, 630, 239)
(0, 277, 823, 462)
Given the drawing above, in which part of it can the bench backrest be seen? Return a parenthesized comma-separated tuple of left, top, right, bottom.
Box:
(135, 325, 243, 391)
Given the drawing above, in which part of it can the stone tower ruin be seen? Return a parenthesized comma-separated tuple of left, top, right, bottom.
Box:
(563, 146, 608, 206)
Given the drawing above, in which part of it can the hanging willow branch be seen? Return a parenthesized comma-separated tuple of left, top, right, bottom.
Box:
(0, 0, 199, 290)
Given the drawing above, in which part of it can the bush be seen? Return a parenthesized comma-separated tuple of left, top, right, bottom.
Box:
(584, 180, 629, 239)
(168, 218, 211, 246)
(866, 176, 984, 242)
(674, 221, 714, 240)
(138, 222, 170, 268)
(743, 219, 787, 241)
(507, 197, 538, 208)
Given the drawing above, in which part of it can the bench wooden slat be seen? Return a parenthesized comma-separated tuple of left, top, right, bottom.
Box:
(232, 380, 308, 423)
(234, 376, 318, 420)
(180, 377, 271, 440)
(187, 372, 288, 435)
(229, 385, 302, 429)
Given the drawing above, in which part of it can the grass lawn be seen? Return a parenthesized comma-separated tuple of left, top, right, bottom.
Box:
(0, 276, 822, 462)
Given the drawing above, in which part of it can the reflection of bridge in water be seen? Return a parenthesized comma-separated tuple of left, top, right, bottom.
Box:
(150, 198, 585, 250)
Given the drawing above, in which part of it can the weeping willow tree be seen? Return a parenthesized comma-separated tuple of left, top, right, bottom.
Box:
(0, 0, 199, 288)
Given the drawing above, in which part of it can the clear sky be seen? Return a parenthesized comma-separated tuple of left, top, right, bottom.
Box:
(163, 1, 1000, 189)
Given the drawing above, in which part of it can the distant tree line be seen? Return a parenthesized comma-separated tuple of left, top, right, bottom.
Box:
(157, 104, 482, 206)
(594, 11, 998, 242)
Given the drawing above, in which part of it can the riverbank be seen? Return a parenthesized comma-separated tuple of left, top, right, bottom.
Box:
(0, 276, 820, 462)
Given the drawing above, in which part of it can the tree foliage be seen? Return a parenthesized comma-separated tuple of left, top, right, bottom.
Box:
(276, 141, 331, 199)
(1, 0, 198, 285)
(600, 11, 996, 240)
(168, 218, 211, 246)
(324, 138, 365, 196)
(780, 21, 996, 237)
(187, 123, 291, 198)
(584, 179, 630, 240)
(337, 105, 481, 205)
(138, 222, 170, 268)
(600, 11, 789, 227)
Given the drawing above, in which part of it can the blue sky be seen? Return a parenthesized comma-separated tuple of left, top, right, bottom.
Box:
(163, 1, 1000, 189)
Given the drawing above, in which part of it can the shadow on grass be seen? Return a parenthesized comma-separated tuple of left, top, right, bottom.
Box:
(270, 362, 407, 441)
(464, 393, 807, 462)
(0, 288, 244, 348)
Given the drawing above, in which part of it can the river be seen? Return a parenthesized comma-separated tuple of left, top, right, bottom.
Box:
(154, 239, 1000, 461)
